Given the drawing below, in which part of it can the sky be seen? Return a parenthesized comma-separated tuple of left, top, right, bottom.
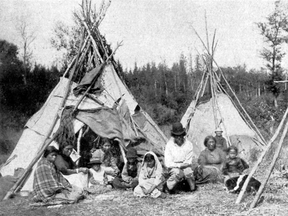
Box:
(0, 0, 286, 71)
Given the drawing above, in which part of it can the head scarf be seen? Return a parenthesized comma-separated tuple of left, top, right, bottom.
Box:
(139, 151, 163, 186)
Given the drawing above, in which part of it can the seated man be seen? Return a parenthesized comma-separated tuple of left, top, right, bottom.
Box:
(112, 147, 140, 190)
(164, 122, 196, 193)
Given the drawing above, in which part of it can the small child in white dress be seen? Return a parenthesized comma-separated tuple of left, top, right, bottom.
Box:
(88, 151, 109, 188)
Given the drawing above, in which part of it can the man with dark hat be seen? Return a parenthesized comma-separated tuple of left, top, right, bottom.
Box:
(164, 122, 196, 193)
(112, 147, 140, 190)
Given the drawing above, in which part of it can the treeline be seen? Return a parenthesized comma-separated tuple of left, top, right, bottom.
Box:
(1, 38, 287, 137)
(119, 56, 287, 131)
(0, 40, 61, 131)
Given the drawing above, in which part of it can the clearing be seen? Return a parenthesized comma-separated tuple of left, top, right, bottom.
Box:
(1, 174, 288, 216)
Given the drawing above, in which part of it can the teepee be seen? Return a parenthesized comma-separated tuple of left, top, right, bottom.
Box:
(181, 27, 266, 162)
(0, 0, 167, 198)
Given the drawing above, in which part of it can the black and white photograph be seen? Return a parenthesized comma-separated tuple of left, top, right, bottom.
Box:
(1, 0, 288, 215)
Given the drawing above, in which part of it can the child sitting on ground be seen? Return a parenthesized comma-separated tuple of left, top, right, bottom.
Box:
(91, 138, 120, 184)
(88, 151, 110, 188)
(133, 151, 166, 198)
(222, 146, 249, 182)
(112, 147, 141, 190)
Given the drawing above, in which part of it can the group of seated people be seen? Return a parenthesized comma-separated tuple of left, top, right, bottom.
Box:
(32, 122, 249, 202)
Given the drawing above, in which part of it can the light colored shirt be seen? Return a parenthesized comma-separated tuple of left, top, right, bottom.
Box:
(164, 137, 194, 168)
(88, 168, 106, 187)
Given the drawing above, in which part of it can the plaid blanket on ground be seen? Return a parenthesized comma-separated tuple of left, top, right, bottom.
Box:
(32, 158, 70, 202)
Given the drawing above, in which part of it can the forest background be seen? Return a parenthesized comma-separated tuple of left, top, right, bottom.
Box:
(1, 0, 288, 162)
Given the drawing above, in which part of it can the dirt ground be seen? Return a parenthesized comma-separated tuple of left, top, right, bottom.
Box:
(1, 175, 288, 216)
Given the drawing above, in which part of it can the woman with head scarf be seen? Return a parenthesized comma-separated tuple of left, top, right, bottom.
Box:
(133, 151, 166, 198)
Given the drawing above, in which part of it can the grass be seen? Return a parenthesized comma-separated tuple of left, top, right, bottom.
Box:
(2, 122, 288, 215)
(1, 175, 288, 216)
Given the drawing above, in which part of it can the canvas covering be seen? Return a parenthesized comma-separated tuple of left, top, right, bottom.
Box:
(0, 64, 167, 192)
(181, 93, 263, 161)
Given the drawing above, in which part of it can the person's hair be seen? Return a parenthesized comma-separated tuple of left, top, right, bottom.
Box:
(227, 146, 238, 154)
(43, 146, 58, 158)
(171, 133, 186, 138)
(144, 153, 155, 163)
(59, 144, 73, 155)
(203, 136, 216, 147)
(101, 138, 111, 147)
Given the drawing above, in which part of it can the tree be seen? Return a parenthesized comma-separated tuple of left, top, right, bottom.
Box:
(0, 40, 23, 88)
(0, 40, 20, 66)
(15, 14, 36, 85)
(50, 20, 82, 67)
(257, 0, 288, 107)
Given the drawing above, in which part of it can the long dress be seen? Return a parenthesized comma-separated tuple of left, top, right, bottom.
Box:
(196, 148, 226, 183)
(133, 151, 164, 198)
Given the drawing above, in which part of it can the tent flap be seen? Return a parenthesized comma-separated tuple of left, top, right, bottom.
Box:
(76, 108, 123, 141)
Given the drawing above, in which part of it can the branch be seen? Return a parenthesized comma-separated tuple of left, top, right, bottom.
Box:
(106, 41, 123, 62)
(274, 80, 288, 83)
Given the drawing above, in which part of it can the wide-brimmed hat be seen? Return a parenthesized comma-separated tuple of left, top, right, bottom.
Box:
(215, 127, 223, 132)
(89, 150, 102, 164)
(89, 158, 102, 164)
(126, 148, 138, 159)
(171, 122, 186, 136)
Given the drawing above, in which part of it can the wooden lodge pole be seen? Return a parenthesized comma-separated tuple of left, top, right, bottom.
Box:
(235, 107, 288, 204)
(3, 58, 79, 200)
(250, 119, 288, 208)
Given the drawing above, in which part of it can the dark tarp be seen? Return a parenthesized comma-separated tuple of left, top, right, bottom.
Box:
(132, 111, 147, 129)
(73, 64, 105, 97)
(118, 101, 146, 145)
(76, 105, 146, 148)
(76, 108, 123, 141)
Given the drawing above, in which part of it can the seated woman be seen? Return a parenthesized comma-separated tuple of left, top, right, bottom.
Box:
(54, 144, 88, 189)
(222, 146, 249, 182)
(112, 147, 141, 190)
(91, 138, 120, 183)
(133, 151, 166, 198)
(54, 144, 88, 175)
(32, 146, 82, 203)
(196, 136, 226, 183)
